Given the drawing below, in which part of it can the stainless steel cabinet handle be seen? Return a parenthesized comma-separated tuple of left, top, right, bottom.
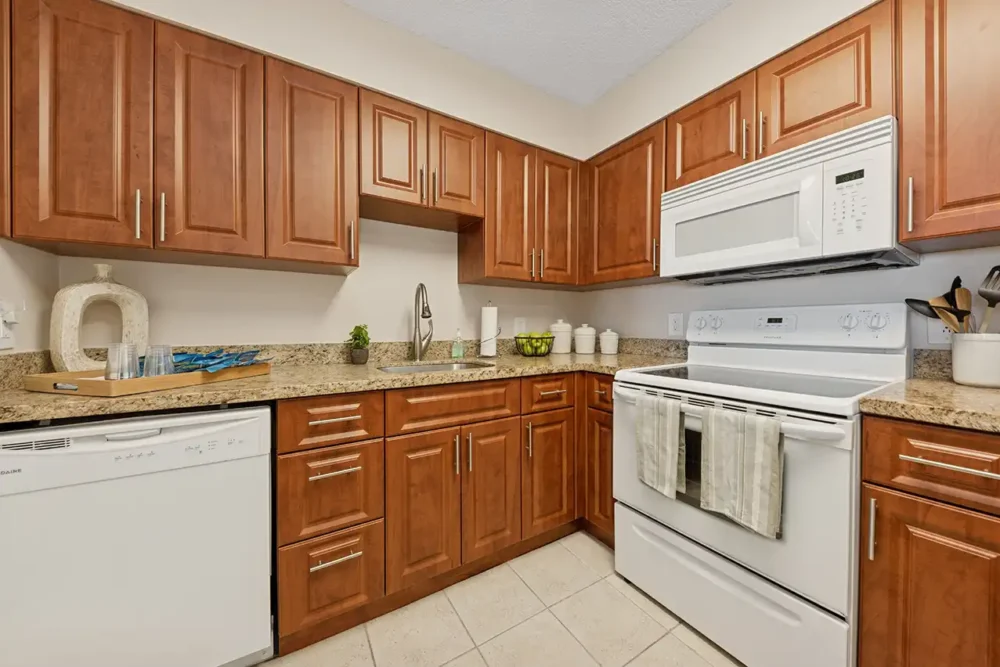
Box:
(540, 248, 544, 279)
(594, 390, 607, 396)
(135, 189, 141, 239)
(530, 249, 536, 278)
(419, 167, 425, 202)
(899, 454, 1000, 481)
(539, 389, 567, 397)
(867, 497, 877, 561)
(309, 466, 362, 482)
(310, 550, 362, 573)
(348, 220, 355, 261)
(454, 433, 460, 475)
(467, 432, 473, 472)
(526, 422, 533, 457)
(308, 414, 362, 427)
(907, 177, 914, 233)
(741, 118, 748, 160)
(159, 193, 166, 243)
(433, 171, 438, 205)
(758, 112, 766, 155)
(652, 238, 658, 273)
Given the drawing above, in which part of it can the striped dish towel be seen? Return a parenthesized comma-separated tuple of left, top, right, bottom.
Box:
(700, 407, 783, 539)
(635, 393, 686, 498)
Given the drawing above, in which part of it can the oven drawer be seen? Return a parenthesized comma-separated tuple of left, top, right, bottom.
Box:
(276, 438, 385, 546)
(863, 416, 1000, 516)
(278, 392, 384, 454)
(521, 374, 574, 414)
(588, 374, 614, 412)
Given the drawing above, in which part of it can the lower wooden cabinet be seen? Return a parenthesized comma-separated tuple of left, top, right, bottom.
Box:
(859, 484, 1000, 667)
(585, 408, 614, 536)
(462, 417, 522, 562)
(385, 427, 462, 594)
(277, 519, 384, 638)
(522, 408, 576, 538)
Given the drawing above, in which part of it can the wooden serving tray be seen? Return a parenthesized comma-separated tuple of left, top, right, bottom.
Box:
(23, 363, 271, 397)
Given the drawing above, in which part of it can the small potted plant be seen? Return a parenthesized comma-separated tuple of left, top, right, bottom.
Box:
(348, 324, 370, 365)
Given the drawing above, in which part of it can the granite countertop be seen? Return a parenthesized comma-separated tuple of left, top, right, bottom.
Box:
(860, 379, 1000, 434)
(0, 353, 680, 426)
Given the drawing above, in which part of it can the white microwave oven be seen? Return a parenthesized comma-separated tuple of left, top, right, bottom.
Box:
(659, 116, 917, 284)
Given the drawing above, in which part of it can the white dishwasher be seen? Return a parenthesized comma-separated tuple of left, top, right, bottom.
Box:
(0, 407, 274, 667)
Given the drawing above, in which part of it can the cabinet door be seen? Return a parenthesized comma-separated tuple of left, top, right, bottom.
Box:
(154, 24, 264, 256)
(485, 133, 535, 281)
(586, 122, 664, 284)
(12, 0, 152, 245)
(898, 0, 1000, 244)
(266, 59, 358, 265)
(360, 89, 427, 206)
(386, 427, 461, 593)
(429, 112, 484, 217)
(860, 485, 1000, 667)
(666, 74, 755, 190)
(758, 1, 892, 158)
(535, 150, 577, 284)
(0, 0, 9, 238)
(461, 418, 521, 562)
(585, 408, 614, 536)
(522, 408, 575, 538)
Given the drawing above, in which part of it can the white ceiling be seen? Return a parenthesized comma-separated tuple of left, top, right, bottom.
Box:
(341, 0, 735, 105)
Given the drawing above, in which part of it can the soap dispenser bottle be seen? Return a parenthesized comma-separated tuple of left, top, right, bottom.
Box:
(451, 329, 465, 359)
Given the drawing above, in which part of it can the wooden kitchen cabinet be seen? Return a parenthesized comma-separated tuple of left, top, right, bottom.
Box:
(265, 58, 358, 265)
(585, 408, 615, 538)
(154, 23, 264, 256)
(385, 427, 462, 593)
(461, 417, 522, 562)
(360, 90, 426, 206)
(584, 122, 664, 284)
(429, 112, 485, 217)
(521, 373, 575, 414)
(385, 379, 520, 436)
(666, 73, 756, 190)
(859, 484, 1000, 667)
(277, 392, 385, 454)
(757, 0, 892, 159)
(0, 0, 11, 238)
(535, 150, 578, 284)
(481, 133, 536, 281)
(897, 0, 1000, 248)
(522, 408, 576, 538)
(12, 0, 153, 246)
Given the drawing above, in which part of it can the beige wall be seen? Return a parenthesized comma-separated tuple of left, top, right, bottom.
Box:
(0, 241, 59, 353)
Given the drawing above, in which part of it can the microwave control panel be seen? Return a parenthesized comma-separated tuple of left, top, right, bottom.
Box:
(822, 141, 894, 254)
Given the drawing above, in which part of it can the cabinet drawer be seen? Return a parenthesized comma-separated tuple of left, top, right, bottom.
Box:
(521, 374, 575, 414)
(864, 417, 1000, 516)
(276, 439, 385, 546)
(587, 374, 614, 412)
(278, 392, 384, 454)
(386, 380, 520, 436)
(277, 519, 384, 638)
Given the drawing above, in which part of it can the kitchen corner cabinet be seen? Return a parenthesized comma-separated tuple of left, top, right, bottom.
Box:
(522, 408, 575, 538)
(859, 484, 1000, 667)
(897, 0, 1000, 249)
(584, 122, 664, 284)
(584, 407, 615, 537)
(155, 24, 265, 256)
(12, 0, 153, 246)
(756, 0, 892, 158)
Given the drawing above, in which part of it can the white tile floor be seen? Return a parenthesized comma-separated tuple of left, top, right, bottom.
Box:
(270, 531, 744, 667)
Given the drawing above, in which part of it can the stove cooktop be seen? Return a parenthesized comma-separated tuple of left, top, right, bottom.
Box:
(635, 364, 888, 400)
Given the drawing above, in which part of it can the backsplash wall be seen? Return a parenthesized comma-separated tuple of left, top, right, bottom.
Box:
(59, 220, 589, 349)
(0, 240, 59, 353)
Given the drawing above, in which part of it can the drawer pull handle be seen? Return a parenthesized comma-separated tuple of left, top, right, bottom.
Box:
(594, 390, 607, 396)
(308, 466, 362, 482)
(867, 497, 877, 561)
(898, 454, 1000, 481)
(526, 422, 533, 457)
(539, 389, 567, 397)
(454, 433, 460, 476)
(309, 414, 362, 427)
(310, 550, 362, 573)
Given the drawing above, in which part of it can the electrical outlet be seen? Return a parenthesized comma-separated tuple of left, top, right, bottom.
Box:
(668, 313, 685, 337)
(927, 318, 953, 346)
(0, 301, 14, 350)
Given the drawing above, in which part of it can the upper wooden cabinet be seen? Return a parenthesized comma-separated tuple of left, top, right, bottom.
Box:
(483, 133, 535, 281)
(757, 1, 892, 158)
(429, 113, 485, 217)
(12, 0, 153, 246)
(898, 0, 1000, 248)
(860, 484, 1000, 667)
(360, 90, 426, 206)
(535, 150, 578, 284)
(522, 408, 575, 539)
(266, 58, 358, 266)
(461, 418, 522, 562)
(154, 24, 265, 256)
(0, 0, 10, 238)
(666, 73, 756, 190)
(584, 122, 664, 284)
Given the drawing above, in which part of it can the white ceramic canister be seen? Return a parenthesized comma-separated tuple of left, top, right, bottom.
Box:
(574, 323, 597, 354)
(599, 329, 619, 355)
(952, 333, 1000, 388)
(550, 319, 573, 354)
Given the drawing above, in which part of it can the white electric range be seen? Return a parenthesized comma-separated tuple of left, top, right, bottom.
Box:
(612, 303, 909, 667)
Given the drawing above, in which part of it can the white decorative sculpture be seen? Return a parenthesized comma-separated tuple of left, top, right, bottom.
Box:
(50, 264, 149, 372)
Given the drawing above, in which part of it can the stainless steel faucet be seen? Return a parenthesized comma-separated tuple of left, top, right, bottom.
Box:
(413, 283, 433, 361)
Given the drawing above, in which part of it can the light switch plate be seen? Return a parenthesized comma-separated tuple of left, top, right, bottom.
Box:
(0, 301, 13, 350)
(927, 318, 953, 346)
(668, 313, 685, 337)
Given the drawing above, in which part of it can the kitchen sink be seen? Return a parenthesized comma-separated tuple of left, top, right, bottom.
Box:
(378, 361, 495, 374)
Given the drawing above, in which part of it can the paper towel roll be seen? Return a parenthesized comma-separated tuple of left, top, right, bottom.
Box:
(480, 305, 499, 357)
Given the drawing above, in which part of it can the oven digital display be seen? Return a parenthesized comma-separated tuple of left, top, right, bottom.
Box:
(835, 169, 865, 184)
(767, 317, 783, 324)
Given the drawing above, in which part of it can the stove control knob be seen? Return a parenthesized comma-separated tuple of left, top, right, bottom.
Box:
(694, 317, 708, 331)
(709, 316, 724, 330)
(868, 313, 889, 331)
(840, 313, 860, 331)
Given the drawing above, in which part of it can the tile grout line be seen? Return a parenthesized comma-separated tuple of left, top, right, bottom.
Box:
(441, 586, 478, 651)
(545, 596, 605, 667)
(362, 621, 377, 666)
(604, 573, 680, 634)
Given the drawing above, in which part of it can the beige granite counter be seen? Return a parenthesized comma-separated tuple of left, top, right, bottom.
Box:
(860, 380, 1000, 433)
(0, 353, 679, 426)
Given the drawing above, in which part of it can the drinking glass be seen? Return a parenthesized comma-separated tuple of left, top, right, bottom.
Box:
(106, 343, 139, 380)
(143, 345, 175, 377)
